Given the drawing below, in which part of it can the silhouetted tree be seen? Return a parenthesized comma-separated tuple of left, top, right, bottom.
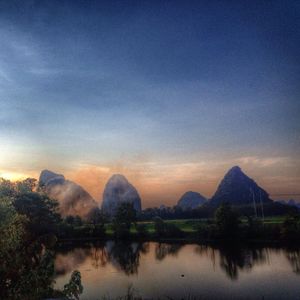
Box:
(13, 192, 61, 237)
(112, 202, 137, 239)
(154, 216, 165, 237)
(281, 214, 300, 240)
(215, 203, 240, 238)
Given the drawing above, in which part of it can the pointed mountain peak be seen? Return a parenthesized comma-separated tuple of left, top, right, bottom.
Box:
(225, 166, 244, 176)
(227, 165, 242, 172)
(210, 166, 271, 206)
(177, 191, 207, 210)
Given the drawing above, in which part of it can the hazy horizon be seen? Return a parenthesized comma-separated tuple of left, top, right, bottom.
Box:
(0, 1, 299, 207)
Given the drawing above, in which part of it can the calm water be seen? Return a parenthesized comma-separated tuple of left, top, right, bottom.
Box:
(54, 241, 300, 299)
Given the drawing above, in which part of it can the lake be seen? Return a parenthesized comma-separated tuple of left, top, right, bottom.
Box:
(54, 241, 300, 299)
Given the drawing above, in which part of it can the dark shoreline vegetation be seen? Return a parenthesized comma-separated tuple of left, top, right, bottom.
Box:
(1, 178, 300, 300)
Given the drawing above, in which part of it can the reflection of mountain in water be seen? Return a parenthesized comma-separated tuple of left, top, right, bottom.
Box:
(105, 241, 149, 275)
(195, 245, 268, 280)
(55, 241, 149, 276)
(54, 242, 300, 281)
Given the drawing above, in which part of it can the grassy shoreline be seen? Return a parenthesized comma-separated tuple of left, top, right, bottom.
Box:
(55, 215, 300, 246)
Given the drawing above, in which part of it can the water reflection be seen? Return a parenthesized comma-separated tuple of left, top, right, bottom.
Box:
(195, 244, 268, 280)
(54, 241, 300, 299)
(106, 241, 149, 275)
(286, 248, 300, 274)
(55, 242, 300, 279)
(155, 243, 183, 261)
(55, 241, 149, 276)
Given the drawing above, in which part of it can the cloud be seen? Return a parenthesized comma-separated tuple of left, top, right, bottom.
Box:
(236, 156, 289, 167)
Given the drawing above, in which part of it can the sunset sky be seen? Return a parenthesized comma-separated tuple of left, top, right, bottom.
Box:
(0, 1, 299, 207)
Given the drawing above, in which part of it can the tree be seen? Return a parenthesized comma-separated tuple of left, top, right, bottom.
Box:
(65, 215, 75, 225)
(215, 203, 240, 238)
(13, 191, 61, 237)
(63, 270, 83, 300)
(88, 207, 106, 225)
(154, 217, 166, 237)
(281, 214, 300, 240)
(0, 196, 27, 258)
(112, 202, 137, 239)
(88, 207, 106, 237)
(16, 178, 37, 193)
(73, 215, 83, 227)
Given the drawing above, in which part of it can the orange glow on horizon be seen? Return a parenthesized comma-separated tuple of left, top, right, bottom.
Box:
(0, 171, 32, 182)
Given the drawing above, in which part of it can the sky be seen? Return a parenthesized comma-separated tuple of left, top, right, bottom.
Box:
(0, 0, 299, 207)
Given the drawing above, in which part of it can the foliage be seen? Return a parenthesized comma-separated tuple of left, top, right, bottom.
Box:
(281, 214, 300, 240)
(0, 196, 27, 260)
(153, 217, 184, 238)
(154, 216, 165, 237)
(112, 203, 137, 239)
(0, 178, 59, 299)
(14, 191, 61, 237)
(88, 207, 106, 236)
(63, 270, 83, 300)
(215, 203, 240, 238)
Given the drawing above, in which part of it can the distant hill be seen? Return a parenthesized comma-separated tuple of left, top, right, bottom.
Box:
(209, 166, 272, 207)
(39, 169, 98, 219)
(277, 199, 300, 210)
(207, 166, 295, 216)
(177, 191, 207, 210)
(101, 174, 142, 216)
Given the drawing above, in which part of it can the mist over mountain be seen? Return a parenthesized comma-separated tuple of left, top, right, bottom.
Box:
(39, 170, 98, 219)
(177, 191, 207, 210)
(209, 166, 272, 207)
(101, 174, 142, 216)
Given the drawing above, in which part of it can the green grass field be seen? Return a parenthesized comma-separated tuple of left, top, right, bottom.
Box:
(104, 216, 286, 235)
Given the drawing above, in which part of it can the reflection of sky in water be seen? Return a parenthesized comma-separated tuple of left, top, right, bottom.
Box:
(54, 242, 300, 299)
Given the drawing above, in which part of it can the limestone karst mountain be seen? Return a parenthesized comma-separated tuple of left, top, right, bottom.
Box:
(101, 174, 142, 216)
(177, 191, 207, 210)
(209, 166, 272, 207)
(39, 169, 98, 218)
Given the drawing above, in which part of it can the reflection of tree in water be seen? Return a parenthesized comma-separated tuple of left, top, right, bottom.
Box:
(155, 243, 183, 261)
(195, 245, 217, 270)
(219, 246, 268, 280)
(105, 241, 149, 275)
(90, 242, 108, 268)
(286, 249, 300, 274)
(195, 244, 268, 280)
